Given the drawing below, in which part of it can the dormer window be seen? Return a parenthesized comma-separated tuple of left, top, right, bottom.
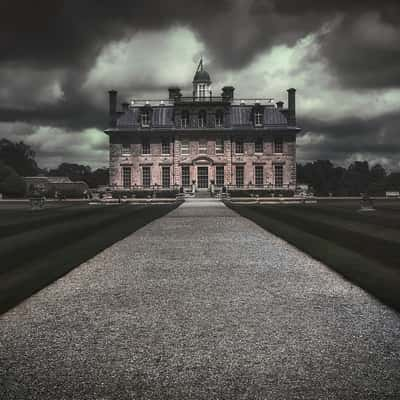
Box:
(198, 110, 206, 128)
(180, 111, 189, 128)
(254, 111, 263, 127)
(141, 110, 150, 127)
(215, 111, 223, 128)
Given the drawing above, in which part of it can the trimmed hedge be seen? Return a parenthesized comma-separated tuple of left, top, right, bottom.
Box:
(228, 189, 295, 198)
(111, 190, 179, 199)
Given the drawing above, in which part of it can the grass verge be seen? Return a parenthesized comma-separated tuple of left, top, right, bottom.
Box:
(0, 203, 180, 314)
(227, 203, 400, 312)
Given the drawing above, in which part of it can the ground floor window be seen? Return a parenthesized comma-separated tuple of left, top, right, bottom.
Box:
(255, 165, 264, 186)
(122, 167, 131, 188)
(236, 165, 244, 187)
(216, 166, 224, 187)
(142, 166, 151, 188)
(274, 164, 283, 187)
(182, 166, 190, 187)
(162, 166, 170, 188)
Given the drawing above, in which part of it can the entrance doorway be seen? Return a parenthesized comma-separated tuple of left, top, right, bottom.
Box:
(197, 167, 209, 189)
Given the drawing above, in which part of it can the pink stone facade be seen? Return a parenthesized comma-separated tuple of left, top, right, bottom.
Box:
(108, 132, 297, 190)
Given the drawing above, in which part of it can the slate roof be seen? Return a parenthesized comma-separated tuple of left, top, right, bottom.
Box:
(115, 105, 289, 129)
(264, 107, 288, 125)
(230, 106, 253, 127)
(116, 108, 140, 128)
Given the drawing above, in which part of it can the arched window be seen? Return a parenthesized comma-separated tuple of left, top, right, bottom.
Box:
(198, 110, 206, 128)
(180, 110, 189, 128)
(215, 110, 223, 128)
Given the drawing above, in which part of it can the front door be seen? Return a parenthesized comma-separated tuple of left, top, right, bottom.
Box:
(197, 167, 209, 189)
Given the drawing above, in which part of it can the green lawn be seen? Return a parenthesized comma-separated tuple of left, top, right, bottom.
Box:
(0, 202, 180, 314)
(227, 200, 400, 312)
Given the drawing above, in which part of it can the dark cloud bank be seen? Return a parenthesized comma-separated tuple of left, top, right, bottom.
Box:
(1, 0, 400, 169)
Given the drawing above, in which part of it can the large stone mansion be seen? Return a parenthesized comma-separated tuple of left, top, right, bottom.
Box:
(104, 60, 301, 191)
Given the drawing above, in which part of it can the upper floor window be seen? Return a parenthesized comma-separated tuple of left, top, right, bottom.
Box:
(254, 111, 263, 127)
(161, 138, 170, 155)
(255, 138, 263, 153)
(235, 139, 244, 154)
(142, 140, 150, 154)
(180, 111, 189, 128)
(274, 137, 283, 153)
(181, 140, 189, 155)
(141, 110, 150, 127)
(199, 139, 208, 154)
(122, 141, 130, 153)
(215, 111, 223, 128)
(215, 137, 224, 154)
(198, 110, 206, 128)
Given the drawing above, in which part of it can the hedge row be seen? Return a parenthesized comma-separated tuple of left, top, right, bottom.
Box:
(111, 190, 179, 199)
(228, 190, 295, 198)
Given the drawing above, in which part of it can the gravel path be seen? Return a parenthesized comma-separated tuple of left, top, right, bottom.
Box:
(1, 198, 400, 399)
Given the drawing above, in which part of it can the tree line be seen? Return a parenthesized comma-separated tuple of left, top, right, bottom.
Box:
(0, 138, 399, 197)
(297, 160, 400, 196)
(0, 139, 108, 196)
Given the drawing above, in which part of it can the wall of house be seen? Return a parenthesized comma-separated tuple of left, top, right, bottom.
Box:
(109, 132, 296, 189)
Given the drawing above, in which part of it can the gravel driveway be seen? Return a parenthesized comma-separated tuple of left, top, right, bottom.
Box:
(1, 198, 399, 399)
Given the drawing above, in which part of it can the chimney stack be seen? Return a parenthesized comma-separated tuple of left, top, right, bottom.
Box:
(108, 90, 117, 115)
(221, 86, 235, 101)
(122, 102, 129, 112)
(287, 88, 296, 126)
(276, 101, 284, 110)
(108, 90, 117, 127)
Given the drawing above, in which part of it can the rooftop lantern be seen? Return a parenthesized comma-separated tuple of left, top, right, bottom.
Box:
(193, 57, 211, 101)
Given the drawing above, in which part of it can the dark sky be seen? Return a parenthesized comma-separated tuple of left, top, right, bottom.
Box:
(1, 0, 400, 170)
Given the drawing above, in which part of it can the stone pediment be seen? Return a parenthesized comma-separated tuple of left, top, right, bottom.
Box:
(192, 156, 214, 165)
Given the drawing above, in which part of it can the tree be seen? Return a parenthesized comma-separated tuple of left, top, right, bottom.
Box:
(0, 139, 39, 176)
(297, 160, 345, 196)
(385, 173, 400, 191)
(48, 163, 91, 181)
(49, 163, 109, 188)
(342, 161, 370, 195)
(0, 161, 26, 197)
(368, 164, 387, 195)
(84, 168, 109, 188)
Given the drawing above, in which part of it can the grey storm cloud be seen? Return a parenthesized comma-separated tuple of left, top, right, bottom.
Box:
(3, 0, 399, 83)
(299, 111, 400, 170)
(1, 0, 400, 168)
